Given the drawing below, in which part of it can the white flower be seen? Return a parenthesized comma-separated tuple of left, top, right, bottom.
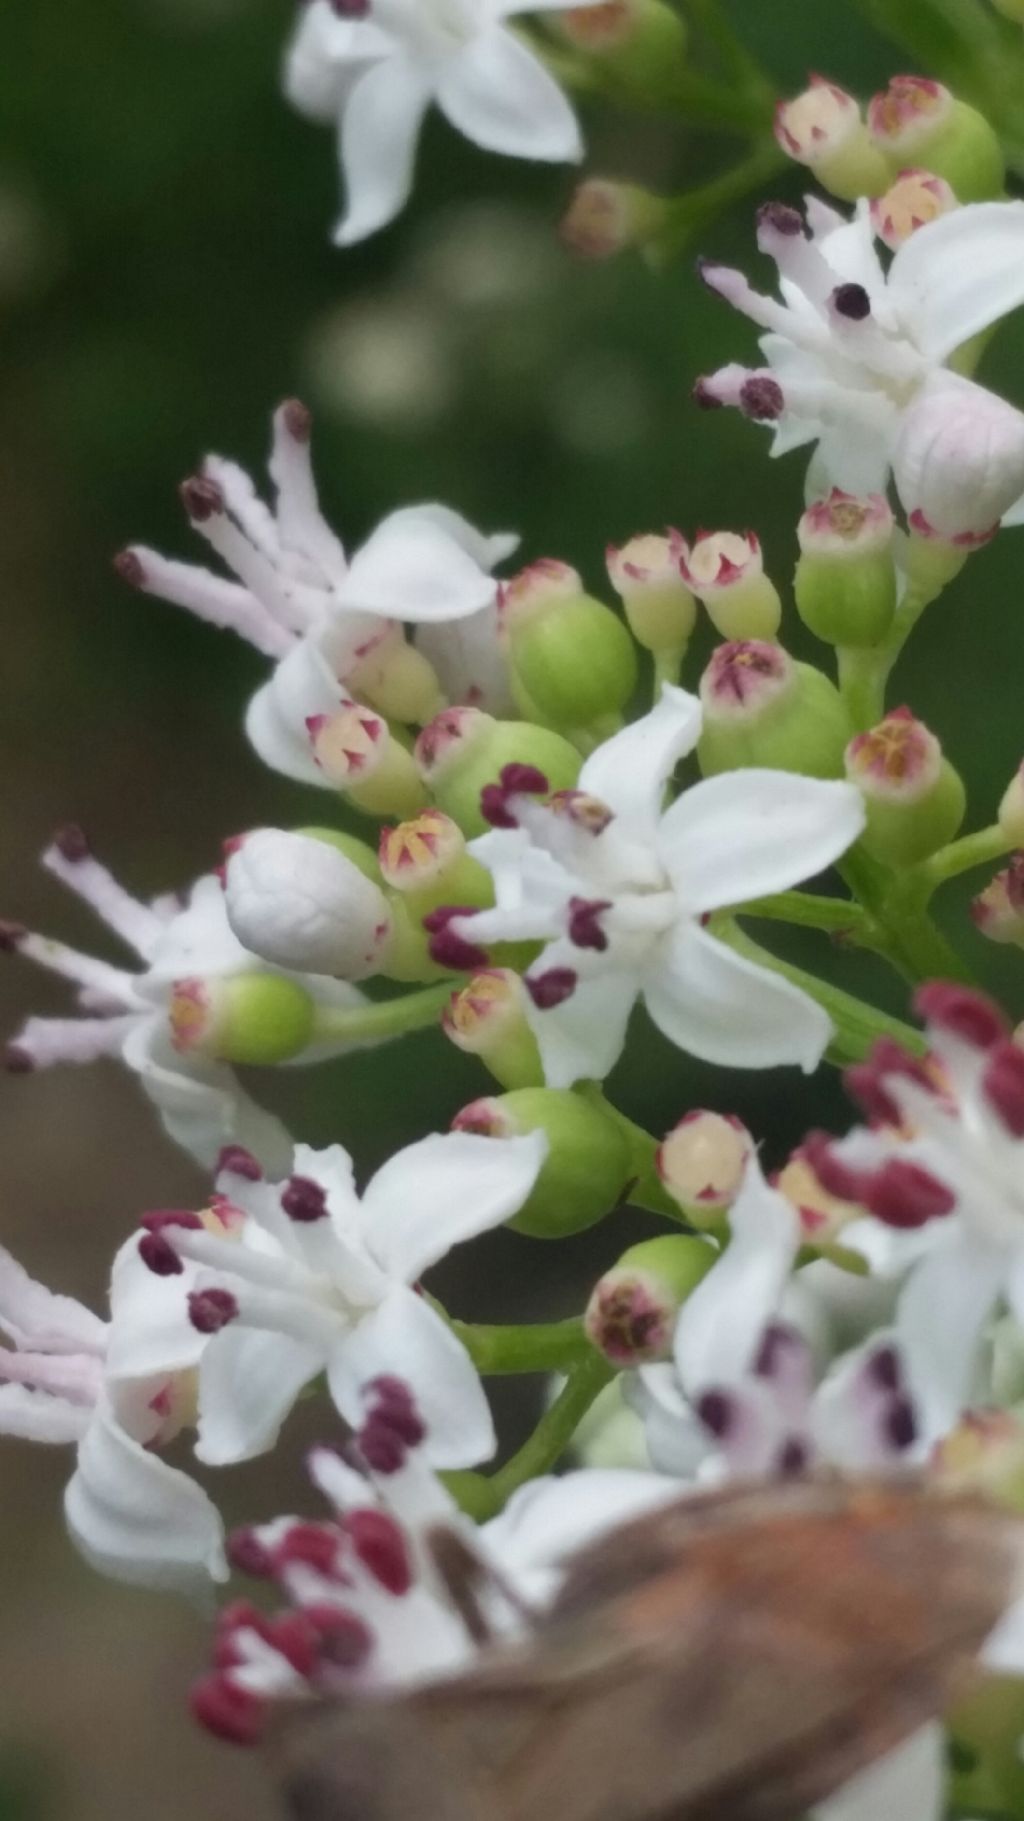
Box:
(113, 1130, 546, 1471)
(190, 1374, 674, 1742)
(0, 1242, 226, 1597)
(2, 826, 359, 1170)
(446, 685, 865, 1086)
(627, 1161, 920, 1481)
(118, 402, 517, 785)
(285, 0, 589, 247)
(696, 198, 1024, 541)
(810, 983, 1024, 1446)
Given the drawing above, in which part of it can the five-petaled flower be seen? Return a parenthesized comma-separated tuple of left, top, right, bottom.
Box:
(439, 685, 865, 1086)
(121, 1130, 546, 1469)
(285, 0, 592, 246)
(695, 197, 1024, 542)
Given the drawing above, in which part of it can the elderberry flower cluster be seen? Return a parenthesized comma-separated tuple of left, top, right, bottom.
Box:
(13, 7, 1024, 1820)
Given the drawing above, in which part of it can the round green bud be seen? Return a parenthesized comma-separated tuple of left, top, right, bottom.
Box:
(868, 78, 1004, 201)
(169, 972, 315, 1066)
(845, 708, 966, 867)
(500, 561, 638, 736)
(698, 642, 852, 780)
(452, 1087, 631, 1238)
(794, 491, 897, 648)
(414, 706, 581, 837)
(584, 1234, 716, 1365)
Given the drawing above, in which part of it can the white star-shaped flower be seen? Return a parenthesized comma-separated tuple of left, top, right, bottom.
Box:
(696, 197, 1024, 542)
(445, 685, 865, 1086)
(286, 0, 591, 246)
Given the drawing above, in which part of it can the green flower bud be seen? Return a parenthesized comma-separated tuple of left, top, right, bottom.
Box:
(584, 1234, 716, 1365)
(774, 77, 891, 201)
(902, 517, 973, 598)
(698, 642, 852, 780)
(499, 560, 638, 737)
(308, 705, 428, 819)
(452, 1087, 631, 1238)
(169, 972, 314, 1066)
(794, 490, 897, 648)
(606, 533, 697, 654)
(972, 860, 1024, 949)
(679, 531, 781, 642)
(656, 1109, 753, 1229)
(551, 0, 688, 94)
(561, 181, 669, 262)
(868, 77, 1004, 203)
(845, 707, 966, 867)
(443, 969, 543, 1089)
(992, 0, 1024, 19)
(345, 622, 445, 725)
(414, 706, 581, 836)
(377, 810, 491, 914)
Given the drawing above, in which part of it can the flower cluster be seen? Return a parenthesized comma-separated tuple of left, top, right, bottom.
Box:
(13, 9, 1024, 1821)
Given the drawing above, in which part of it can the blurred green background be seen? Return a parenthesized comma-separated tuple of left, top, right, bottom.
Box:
(2, 1, 1024, 1813)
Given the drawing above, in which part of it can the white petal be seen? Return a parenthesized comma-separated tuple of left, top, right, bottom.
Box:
(65, 1395, 227, 1595)
(527, 966, 637, 1089)
(626, 1365, 710, 1479)
(195, 1328, 323, 1466)
(333, 55, 430, 246)
(817, 204, 889, 305)
(106, 1235, 206, 1380)
(244, 636, 346, 788)
(983, 1593, 1024, 1674)
(283, 3, 393, 123)
(342, 513, 498, 622)
(326, 1288, 495, 1469)
(483, 1468, 677, 1600)
(0, 1382, 90, 1443)
(142, 873, 250, 985)
(360, 1130, 547, 1282)
(812, 1723, 944, 1821)
(378, 504, 517, 574)
(896, 1233, 1004, 1444)
(224, 828, 391, 980)
(674, 1162, 800, 1394)
(888, 199, 1024, 364)
(122, 1022, 295, 1176)
(804, 420, 894, 500)
(658, 771, 865, 915)
(578, 685, 702, 834)
(0, 1246, 106, 1355)
(644, 921, 832, 1072)
(415, 606, 516, 716)
(437, 27, 582, 163)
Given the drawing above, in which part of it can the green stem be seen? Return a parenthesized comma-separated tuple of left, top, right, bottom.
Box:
(840, 850, 977, 986)
(652, 646, 685, 701)
(683, 0, 775, 92)
(656, 142, 787, 258)
(312, 982, 453, 1045)
(738, 889, 884, 947)
(444, 1352, 614, 1521)
(447, 1316, 592, 1376)
(575, 1083, 685, 1221)
(911, 824, 1013, 895)
(720, 919, 927, 1060)
(837, 645, 888, 733)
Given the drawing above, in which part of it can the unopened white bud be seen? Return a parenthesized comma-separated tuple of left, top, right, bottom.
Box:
(893, 375, 1024, 544)
(224, 829, 392, 980)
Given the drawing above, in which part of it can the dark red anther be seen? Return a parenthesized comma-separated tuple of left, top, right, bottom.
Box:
(346, 1509, 412, 1597)
(217, 1144, 263, 1182)
(188, 1288, 239, 1334)
(914, 982, 1008, 1050)
(524, 967, 577, 1010)
(568, 897, 611, 952)
(282, 1175, 329, 1223)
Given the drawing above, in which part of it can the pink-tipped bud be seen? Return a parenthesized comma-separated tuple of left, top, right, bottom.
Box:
(561, 179, 667, 261)
(867, 79, 1003, 203)
(499, 559, 583, 629)
(698, 642, 850, 780)
(415, 708, 580, 838)
(656, 1109, 753, 1225)
(378, 810, 466, 894)
(870, 168, 958, 250)
(443, 969, 543, 1089)
(678, 531, 781, 641)
(414, 707, 492, 786)
(550, 0, 688, 82)
(845, 708, 965, 866)
(796, 492, 897, 648)
(798, 490, 895, 561)
(606, 532, 697, 653)
(774, 76, 890, 200)
(972, 860, 1024, 948)
(309, 705, 427, 819)
(453, 1085, 630, 1239)
(584, 1234, 715, 1366)
(499, 558, 638, 736)
(168, 973, 316, 1066)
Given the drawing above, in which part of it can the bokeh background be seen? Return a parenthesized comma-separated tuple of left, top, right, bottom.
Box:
(2, 1, 1024, 1814)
